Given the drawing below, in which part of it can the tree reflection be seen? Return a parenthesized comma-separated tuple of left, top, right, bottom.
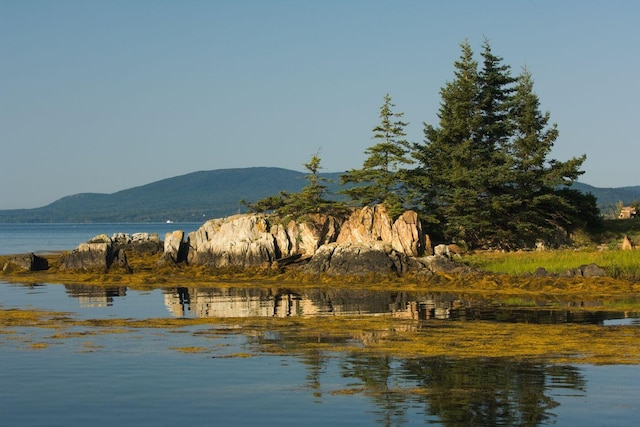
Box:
(342, 355, 409, 427)
(334, 354, 587, 426)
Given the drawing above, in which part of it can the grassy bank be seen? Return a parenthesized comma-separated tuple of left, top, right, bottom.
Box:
(462, 248, 640, 280)
(460, 218, 640, 279)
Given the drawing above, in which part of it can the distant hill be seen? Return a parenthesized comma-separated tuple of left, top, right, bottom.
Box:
(571, 182, 640, 216)
(0, 167, 637, 223)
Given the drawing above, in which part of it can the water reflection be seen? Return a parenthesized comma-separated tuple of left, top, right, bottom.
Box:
(2, 282, 640, 425)
(56, 284, 639, 325)
(394, 357, 585, 426)
(65, 284, 127, 308)
(279, 343, 587, 426)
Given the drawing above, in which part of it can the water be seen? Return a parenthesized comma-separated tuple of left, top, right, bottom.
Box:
(1, 224, 640, 426)
(0, 222, 201, 255)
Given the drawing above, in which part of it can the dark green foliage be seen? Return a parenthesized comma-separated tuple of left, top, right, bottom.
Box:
(341, 94, 413, 219)
(410, 40, 596, 249)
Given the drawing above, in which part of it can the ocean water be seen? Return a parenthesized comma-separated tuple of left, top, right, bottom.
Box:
(1, 223, 640, 426)
(0, 222, 201, 255)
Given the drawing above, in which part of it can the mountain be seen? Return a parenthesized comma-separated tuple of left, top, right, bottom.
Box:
(0, 167, 344, 223)
(0, 167, 637, 223)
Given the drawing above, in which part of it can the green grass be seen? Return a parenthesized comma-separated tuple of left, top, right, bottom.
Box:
(459, 218, 640, 279)
(462, 248, 640, 279)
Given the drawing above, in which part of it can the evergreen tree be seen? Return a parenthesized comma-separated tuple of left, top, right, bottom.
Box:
(411, 40, 490, 246)
(507, 68, 593, 244)
(341, 94, 413, 219)
(410, 40, 593, 249)
(242, 153, 347, 220)
(473, 39, 521, 247)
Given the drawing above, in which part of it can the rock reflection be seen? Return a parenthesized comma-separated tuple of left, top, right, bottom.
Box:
(55, 284, 639, 325)
(64, 284, 127, 308)
(162, 287, 637, 325)
(162, 287, 469, 319)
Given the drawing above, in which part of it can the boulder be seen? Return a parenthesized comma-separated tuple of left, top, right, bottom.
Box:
(622, 235, 635, 251)
(578, 263, 606, 277)
(304, 242, 401, 276)
(2, 253, 49, 272)
(412, 254, 471, 274)
(60, 241, 112, 271)
(560, 263, 607, 278)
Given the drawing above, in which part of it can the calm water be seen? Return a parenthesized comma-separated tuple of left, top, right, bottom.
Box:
(1, 224, 640, 426)
(0, 222, 201, 255)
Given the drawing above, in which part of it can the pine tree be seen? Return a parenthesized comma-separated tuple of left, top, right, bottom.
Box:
(341, 93, 413, 219)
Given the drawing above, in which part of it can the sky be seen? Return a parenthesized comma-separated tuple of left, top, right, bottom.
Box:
(1, 0, 639, 209)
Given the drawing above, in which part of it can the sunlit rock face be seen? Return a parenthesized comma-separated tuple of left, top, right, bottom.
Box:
(186, 215, 279, 268)
(183, 205, 427, 271)
(391, 210, 429, 257)
(336, 205, 427, 257)
(336, 204, 394, 245)
(163, 230, 188, 263)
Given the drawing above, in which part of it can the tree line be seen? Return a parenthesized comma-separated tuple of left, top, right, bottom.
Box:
(243, 39, 601, 250)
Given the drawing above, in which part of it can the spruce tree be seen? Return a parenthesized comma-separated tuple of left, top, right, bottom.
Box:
(411, 40, 594, 249)
(508, 68, 592, 245)
(411, 40, 489, 246)
(473, 39, 521, 247)
(341, 93, 413, 219)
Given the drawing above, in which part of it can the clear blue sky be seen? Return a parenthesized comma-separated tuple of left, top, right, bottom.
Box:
(1, 0, 638, 209)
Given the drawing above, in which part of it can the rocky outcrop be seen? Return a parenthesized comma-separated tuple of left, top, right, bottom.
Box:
(183, 206, 426, 271)
(58, 205, 436, 275)
(2, 253, 49, 272)
(60, 232, 160, 271)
